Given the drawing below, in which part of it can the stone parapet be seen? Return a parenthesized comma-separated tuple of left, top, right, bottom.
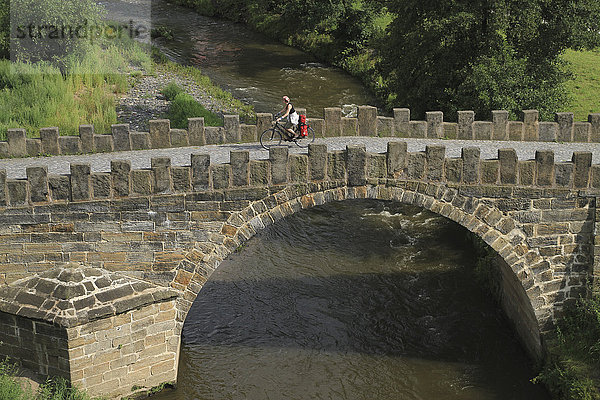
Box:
(3, 107, 600, 159)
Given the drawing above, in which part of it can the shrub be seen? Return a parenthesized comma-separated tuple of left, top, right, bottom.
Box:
(160, 82, 184, 101)
(166, 92, 223, 128)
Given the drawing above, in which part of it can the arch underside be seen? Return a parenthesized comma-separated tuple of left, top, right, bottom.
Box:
(172, 182, 580, 362)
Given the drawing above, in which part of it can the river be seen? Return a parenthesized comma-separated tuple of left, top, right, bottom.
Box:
(153, 200, 548, 400)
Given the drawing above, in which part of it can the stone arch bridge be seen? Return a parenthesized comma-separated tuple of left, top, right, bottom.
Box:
(0, 139, 598, 398)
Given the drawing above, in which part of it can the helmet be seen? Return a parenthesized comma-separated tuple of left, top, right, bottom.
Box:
(282, 96, 290, 103)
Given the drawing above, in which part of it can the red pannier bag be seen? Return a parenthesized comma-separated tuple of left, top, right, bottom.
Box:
(299, 114, 308, 137)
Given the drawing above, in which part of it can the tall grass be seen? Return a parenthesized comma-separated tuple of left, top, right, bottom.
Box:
(0, 34, 152, 140)
(0, 359, 97, 400)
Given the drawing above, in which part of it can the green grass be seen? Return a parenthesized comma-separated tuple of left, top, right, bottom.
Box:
(0, 29, 152, 140)
(534, 295, 600, 400)
(562, 48, 600, 121)
(166, 92, 223, 128)
(0, 359, 99, 400)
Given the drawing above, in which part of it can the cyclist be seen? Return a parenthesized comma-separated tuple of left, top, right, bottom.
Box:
(277, 95, 300, 139)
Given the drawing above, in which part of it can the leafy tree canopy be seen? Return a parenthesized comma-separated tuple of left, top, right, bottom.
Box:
(380, 0, 600, 120)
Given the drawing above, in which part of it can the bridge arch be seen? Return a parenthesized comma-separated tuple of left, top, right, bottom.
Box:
(174, 183, 545, 361)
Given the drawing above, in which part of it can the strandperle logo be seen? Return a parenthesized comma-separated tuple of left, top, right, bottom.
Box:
(12, 20, 149, 43)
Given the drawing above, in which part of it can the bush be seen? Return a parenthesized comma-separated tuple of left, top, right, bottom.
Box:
(160, 82, 184, 101)
(166, 92, 223, 128)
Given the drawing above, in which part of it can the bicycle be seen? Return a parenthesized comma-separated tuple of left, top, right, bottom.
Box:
(260, 115, 315, 150)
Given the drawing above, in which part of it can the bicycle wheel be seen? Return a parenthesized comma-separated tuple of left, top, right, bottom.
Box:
(260, 128, 283, 150)
(295, 126, 315, 148)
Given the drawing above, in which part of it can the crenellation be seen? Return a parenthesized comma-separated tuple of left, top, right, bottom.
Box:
(59, 135, 81, 155)
(458, 111, 475, 140)
(523, 110, 539, 141)
(426, 111, 443, 138)
(492, 110, 509, 140)
(574, 122, 591, 143)
(473, 121, 493, 140)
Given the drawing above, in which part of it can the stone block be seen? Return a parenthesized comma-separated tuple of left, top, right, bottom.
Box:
(535, 150, 554, 186)
(49, 175, 70, 201)
(573, 122, 591, 142)
(498, 148, 517, 184)
(170, 129, 189, 147)
(0, 170, 6, 206)
(111, 160, 131, 197)
(508, 121, 523, 141)
(130, 133, 151, 150)
(205, 127, 225, 145)
(211, 164, 231, 189)
(589, 114, 600, 142)
(555, 112, 574, 142)
(188, 118, 205, 146)
(240, 124, 257, 143)
(407, 153, 425, 180)
(256, 114, 272, 138)
(270, 147, 288, 185)
(289, 154, 308, 182)
(59, 136, 82, 155)
(481, 160, 499, 184)
(0, 142, 9, 158)
(224, 115, 241, 143)
(445, 158, 462, 183)
(308, 118, 324, 138)
(492, 110, 509, 140)
(7, 129, 27, 157)
(347, 145, 367, 186)
(27, 167, 49, 203)
(554, 163, 573, 187)
(79, 125, 94, 153)
(324, 107, 342, 137)
(149, 119, 171, 149)
(172, 167, 191, 192)
(70, 164, 92, 201)
(131, 170, 153, 195)
(425, 145, 445, 181)
(93, 135, 113, 153)
(458, 111, 474, 139)
(368, 154, 386, 179)
(410, 121, 426, 138)
(461, 147, 480, 184)
(250, 160, 270, 185)
(387, 141, 407, 178)
(6, 180, 28, 206)
(92, 173, 112, 198)
(473, 121, 492, 140)
(111, 124, 131, 151)
(230, 150, 249, 187)
(151, 158, 172, 194)
(377, 117, 395, 137)
(538, 122, 558, 142)
(519, 160, 535, 186)
(522, 110, 539, 141)
(191, 154, 210, 191)
(358, 106, 377, 137)
(394, 108, 410, 137)
(328, 151, 347, 181)
(426, 111, 443, 138)
(591, 165, 600, 189)
(341, 117, 358, 136)
(26, 139, 41, 156)
(40, 127, 60, 155)
(572, 152, 592, 188)
(308, 144, 327, 181)
(443, 123, 458, 139)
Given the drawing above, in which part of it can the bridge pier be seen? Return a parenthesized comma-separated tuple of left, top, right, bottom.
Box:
(0, 266, 180, 399)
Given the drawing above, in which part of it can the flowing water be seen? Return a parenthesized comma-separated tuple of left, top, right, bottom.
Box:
(154, 200, 549, 400)
(102, 0, 377, 116)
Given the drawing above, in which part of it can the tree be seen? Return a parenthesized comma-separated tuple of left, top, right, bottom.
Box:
(380, 0, 600, 120)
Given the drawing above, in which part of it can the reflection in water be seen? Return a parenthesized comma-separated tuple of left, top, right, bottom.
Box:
(154, 200, 549, 400)
(102, 0, 377, 116)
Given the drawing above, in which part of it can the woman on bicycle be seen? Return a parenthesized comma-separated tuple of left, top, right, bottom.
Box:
(277, 95, 300, 139)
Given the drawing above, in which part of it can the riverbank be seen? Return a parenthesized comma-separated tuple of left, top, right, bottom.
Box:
(117, 51, 255, 132)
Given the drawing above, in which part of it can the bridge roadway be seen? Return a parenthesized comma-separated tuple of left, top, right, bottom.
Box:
(0, 136, 598, 179)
